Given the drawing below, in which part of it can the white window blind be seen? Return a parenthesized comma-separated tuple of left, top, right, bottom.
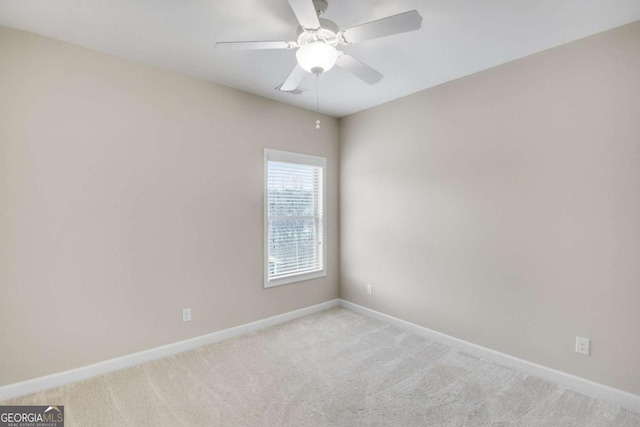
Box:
(264, 150, 326, 287)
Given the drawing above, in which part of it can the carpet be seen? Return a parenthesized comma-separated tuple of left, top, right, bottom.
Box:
(3, 308, 639, 426)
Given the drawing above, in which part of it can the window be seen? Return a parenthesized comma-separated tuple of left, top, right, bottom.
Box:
(264, 149, 326, 287)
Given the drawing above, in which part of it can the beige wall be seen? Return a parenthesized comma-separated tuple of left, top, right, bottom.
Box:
(340, 21, 640, 394)
(0, 26, 339, 386)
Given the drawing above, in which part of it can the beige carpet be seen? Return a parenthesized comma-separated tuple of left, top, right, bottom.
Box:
(4, 308, 640, 426)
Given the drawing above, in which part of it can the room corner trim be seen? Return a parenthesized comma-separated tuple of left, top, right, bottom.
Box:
(339, 299, 640, 414)
(0, 299, 340, 402)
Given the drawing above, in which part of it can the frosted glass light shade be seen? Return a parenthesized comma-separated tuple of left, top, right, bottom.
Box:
(296, 42, 338, 74)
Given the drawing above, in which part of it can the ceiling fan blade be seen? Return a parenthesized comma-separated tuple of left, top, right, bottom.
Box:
(279, 64, 307, 91)
(216, 41, 296, 51)
(336, 54, 383, 85)
(339, 10, 423, 44)
(288, 0, 321, 29)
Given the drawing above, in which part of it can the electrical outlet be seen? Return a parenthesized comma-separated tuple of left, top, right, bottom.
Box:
(575, 336, 590, 356)
(366, 284, 373, 295)
(182, 308, 192, 322)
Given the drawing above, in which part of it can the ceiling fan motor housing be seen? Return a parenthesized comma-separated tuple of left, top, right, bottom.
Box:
(296, 18, 340, 74)
(296, 18, 339, 46)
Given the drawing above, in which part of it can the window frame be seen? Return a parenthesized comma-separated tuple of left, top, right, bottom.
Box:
(264, 149, 327, 288)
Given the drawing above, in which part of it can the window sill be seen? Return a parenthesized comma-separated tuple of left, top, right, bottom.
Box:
(264, 270, 327, 288)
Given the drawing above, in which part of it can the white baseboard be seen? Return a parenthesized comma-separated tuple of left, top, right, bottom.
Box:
(339, 299, 640, 414)
(0, 299, 340, 402)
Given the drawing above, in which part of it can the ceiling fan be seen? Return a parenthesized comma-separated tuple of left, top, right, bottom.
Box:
(216, 0, 423, 92)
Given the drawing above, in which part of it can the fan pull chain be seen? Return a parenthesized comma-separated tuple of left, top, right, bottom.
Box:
(315, 72, 321, 130)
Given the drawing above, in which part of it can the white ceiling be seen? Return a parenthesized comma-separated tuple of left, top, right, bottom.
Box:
(1, 1, 639, 117)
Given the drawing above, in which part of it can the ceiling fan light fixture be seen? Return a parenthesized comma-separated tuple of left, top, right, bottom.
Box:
(296, 42, 338, 74)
